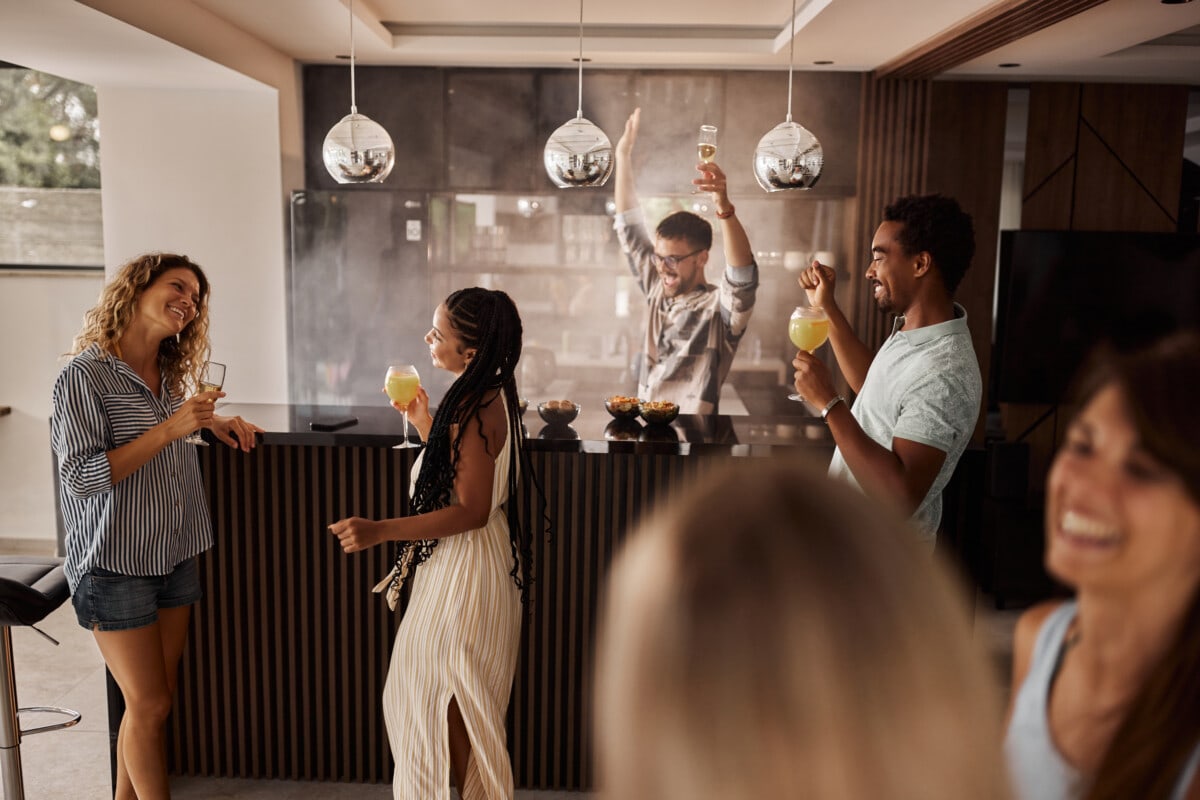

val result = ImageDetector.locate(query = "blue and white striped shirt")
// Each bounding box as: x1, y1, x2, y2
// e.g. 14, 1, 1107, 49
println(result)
51, 344, 212, 593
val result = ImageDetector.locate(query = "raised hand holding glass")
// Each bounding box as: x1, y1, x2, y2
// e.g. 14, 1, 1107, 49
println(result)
692, 124, 718, 194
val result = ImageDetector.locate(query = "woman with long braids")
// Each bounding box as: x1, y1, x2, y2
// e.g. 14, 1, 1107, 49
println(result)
329, 287, 539, 800
1005, 331, 1200, 800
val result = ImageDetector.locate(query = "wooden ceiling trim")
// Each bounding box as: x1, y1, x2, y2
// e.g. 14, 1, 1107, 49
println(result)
875, 0, 1111, 80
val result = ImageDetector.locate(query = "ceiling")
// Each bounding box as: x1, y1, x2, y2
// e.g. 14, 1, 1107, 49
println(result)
182, 0, 1200, 82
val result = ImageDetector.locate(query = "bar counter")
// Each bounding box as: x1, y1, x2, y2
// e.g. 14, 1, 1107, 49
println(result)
151, 403, 834, 790
210, 401, 838, 453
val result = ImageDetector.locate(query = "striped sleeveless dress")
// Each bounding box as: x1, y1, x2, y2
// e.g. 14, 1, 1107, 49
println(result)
379, 417, 520, 799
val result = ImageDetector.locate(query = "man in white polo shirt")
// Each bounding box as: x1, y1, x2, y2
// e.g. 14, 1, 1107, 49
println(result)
791, 194, 982, 544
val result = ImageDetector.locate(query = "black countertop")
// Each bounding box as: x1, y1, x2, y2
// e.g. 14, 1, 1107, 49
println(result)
216, 402, 836, 456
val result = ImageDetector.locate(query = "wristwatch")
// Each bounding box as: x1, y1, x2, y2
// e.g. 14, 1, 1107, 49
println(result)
820, 395, 846, 421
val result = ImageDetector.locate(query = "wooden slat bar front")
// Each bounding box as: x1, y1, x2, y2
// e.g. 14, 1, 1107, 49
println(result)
117, 404, 834, 790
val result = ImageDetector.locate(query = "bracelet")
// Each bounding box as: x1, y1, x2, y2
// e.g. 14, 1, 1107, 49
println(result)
716, 205, 735, 219
820, 395, 845, 421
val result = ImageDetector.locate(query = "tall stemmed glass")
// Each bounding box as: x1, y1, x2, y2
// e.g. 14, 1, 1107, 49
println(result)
185, 361, 225, 445
385, 364, 421, 449
692, 124, 718, 194
787, 307, 829, 402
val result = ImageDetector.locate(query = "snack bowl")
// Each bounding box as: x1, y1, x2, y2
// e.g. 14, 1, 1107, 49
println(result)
537, 400, 580, 426
638, 400, 679, 426
604, 394, 641, 420
518, 398, 529, 417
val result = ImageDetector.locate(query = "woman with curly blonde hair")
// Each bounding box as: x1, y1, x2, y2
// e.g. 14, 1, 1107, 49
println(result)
51, 252, 261, 799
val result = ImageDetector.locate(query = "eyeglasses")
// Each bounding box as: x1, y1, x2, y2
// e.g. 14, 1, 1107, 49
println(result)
650, 248, 705, 270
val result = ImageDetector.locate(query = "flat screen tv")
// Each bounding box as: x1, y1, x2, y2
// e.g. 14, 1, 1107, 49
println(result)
993, 230, 1200, 404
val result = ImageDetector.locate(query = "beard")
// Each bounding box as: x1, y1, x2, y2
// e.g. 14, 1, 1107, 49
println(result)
871, 281, 895, 313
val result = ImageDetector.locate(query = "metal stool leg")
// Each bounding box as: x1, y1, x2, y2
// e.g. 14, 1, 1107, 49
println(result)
0, 626, 81, 800
0, 627, 26, 800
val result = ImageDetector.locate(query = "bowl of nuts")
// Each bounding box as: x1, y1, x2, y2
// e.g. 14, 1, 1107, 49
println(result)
537, 399, 580, 426
604, 394, 641, 420
639, 399, 680, 426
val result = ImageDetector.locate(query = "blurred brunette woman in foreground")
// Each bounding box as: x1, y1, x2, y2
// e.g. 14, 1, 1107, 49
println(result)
595, 457, 1010, 800
1006, 331, 1200, 800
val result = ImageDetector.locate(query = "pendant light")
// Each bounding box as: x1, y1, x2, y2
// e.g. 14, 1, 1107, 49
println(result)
752, 0, 823, 192
322, 0, 395, 184
543, 0, 614, 189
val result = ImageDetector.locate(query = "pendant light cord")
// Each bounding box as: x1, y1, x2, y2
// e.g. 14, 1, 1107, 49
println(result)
576, 0, 585, 119
349, 0, 358, 114
786, 0, 796, 123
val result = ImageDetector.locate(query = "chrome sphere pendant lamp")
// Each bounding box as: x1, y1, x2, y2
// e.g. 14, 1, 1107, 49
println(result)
543, 0, 614, 188
752, 0, 823, 191
323, 0, 395, 184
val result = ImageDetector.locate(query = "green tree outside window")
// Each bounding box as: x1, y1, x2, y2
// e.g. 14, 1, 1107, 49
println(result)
0, 64, 100, 189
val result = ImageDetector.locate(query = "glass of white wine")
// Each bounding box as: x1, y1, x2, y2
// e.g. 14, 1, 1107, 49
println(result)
692, 124, 718, 194
385, 364, 421, 449
185, 360, 225, 445
787, 307, 829, 402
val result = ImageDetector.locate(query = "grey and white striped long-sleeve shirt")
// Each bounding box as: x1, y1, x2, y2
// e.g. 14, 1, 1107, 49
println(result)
51, 344, 212, 593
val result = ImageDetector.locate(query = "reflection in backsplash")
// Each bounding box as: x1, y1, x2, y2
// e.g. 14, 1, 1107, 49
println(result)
289, 189, 853, 412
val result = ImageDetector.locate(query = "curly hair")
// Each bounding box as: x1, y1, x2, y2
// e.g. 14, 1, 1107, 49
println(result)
387, 287, 547, 603
656, 211, 712, 251
883, 194, 975, 294
71, 253, 211, 397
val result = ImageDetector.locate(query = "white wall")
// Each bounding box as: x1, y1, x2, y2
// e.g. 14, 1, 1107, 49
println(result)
0, 272, 105, 546
97, 86, 288, 403
0, 1, 291, 546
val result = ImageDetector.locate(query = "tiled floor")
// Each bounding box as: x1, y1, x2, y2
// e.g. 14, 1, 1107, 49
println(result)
5, 599, 591, 799
4, 588, 1018, 799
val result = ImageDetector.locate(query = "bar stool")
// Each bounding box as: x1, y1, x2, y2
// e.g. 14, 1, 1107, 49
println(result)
0, 556, 82, 800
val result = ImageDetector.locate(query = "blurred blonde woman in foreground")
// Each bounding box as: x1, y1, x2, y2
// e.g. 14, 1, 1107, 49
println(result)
595, 457, 1010, 800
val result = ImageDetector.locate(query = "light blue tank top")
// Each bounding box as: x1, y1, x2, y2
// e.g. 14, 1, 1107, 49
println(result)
1005, 601, 1200, 800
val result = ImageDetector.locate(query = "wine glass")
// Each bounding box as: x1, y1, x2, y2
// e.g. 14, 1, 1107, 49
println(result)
691, 124, 718, 194
185, 361, 225, 445
787, 307, 829, 402
385, 364, 421, 449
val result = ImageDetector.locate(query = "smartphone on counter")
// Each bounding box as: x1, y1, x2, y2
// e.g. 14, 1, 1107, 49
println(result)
309, 415, 358, 432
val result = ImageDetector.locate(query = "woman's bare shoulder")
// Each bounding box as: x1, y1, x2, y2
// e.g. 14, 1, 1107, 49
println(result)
455, 390, 508, 457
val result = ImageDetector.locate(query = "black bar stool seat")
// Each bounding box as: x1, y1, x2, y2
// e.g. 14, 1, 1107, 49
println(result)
0, 556, 82, 800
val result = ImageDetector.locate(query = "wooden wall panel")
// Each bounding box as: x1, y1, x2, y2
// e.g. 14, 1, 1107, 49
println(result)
1022, 82, 1186, 232
1022, 83, 1080, 230
1073, 125, 1179, 231
851, 77, 931, 351
1021, 163, 1075, 231
1080, 83, 1188, 221
926, 81, 1009, 444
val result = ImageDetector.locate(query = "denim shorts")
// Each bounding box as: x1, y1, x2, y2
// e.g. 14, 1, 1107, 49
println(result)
71, 558, 202, 632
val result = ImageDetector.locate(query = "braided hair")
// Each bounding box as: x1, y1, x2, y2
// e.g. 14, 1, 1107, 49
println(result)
388, 287, 544, 602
